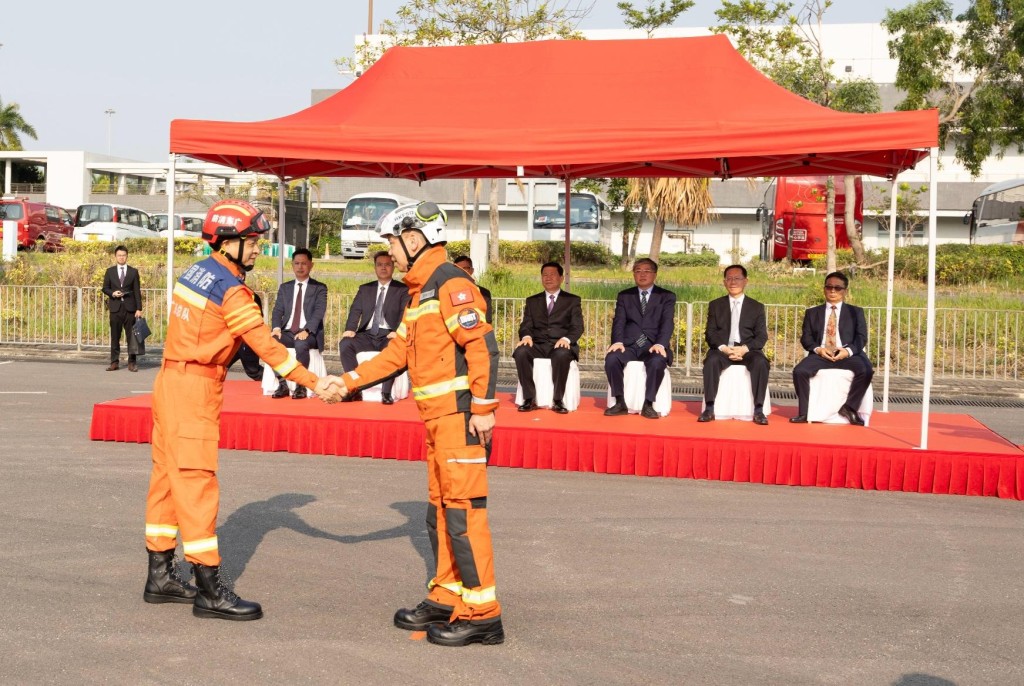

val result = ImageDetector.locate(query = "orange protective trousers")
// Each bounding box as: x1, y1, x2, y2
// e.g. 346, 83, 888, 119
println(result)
424, 412, 500, 621
144, 364, 224, 567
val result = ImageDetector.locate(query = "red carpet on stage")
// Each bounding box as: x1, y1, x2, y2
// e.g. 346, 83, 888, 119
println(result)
90, 381, 1024, 500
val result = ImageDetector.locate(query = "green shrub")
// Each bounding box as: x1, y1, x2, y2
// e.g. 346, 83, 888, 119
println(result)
657, 250, 720, 268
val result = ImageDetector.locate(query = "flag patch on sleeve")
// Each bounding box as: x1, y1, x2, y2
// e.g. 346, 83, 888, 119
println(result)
449, 289, 475, 306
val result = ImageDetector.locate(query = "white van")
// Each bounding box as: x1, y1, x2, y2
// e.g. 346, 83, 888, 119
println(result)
342, 192, 418, 258
153, 212, 205, 238
72, 203, 157, 242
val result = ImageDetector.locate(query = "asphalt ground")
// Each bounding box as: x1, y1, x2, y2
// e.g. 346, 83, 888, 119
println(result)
2, 357, 1023, 685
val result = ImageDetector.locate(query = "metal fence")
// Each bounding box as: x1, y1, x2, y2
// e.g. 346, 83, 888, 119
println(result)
1, 284, 1022, 380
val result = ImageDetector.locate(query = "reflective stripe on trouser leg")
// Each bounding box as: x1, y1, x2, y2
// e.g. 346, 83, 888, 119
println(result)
423, 413, 500, 620
145, 369, 223, 567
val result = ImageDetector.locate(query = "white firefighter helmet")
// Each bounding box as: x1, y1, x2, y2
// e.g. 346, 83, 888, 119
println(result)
377, 201, 448, 245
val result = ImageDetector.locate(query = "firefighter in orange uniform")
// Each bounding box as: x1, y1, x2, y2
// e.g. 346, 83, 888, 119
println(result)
143, 199, 342, 621
340, 201, 503, 646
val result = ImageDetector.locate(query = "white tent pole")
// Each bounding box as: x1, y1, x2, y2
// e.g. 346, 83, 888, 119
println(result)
563, 176, 572, 287
919, 148, 939, 450
881, 177, 898, 413
165, 153, 176, 313
277, 177, 286, 286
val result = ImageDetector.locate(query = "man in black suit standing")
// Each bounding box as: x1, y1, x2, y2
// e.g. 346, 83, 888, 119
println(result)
102, 244, 142, 372
340, 251, 410, 404
604, 258, 676, 419
453, 255, 492, 324
514, 261, 584, 414
270, 248, 328, 399
699, 264, 770, 425
791, 271, 873, 426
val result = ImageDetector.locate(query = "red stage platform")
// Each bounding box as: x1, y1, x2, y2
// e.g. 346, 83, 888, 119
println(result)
90, 381, 1024, 500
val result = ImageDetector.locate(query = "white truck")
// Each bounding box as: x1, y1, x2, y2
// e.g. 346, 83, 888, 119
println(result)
341, 192, 418, 258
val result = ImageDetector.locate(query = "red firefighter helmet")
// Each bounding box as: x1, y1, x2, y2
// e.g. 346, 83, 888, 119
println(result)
201, 199, 271, 244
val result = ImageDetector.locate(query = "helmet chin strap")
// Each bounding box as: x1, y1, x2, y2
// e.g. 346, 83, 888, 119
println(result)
219, 239, 254, 272
399, 233, 428, 268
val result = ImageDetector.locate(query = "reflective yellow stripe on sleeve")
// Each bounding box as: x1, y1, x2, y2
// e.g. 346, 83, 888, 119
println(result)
145, 523, 179, 539
273, 356, 300, 377
182, 536, 218, 555
224, 302, 263, 334
412, 376, 470, 401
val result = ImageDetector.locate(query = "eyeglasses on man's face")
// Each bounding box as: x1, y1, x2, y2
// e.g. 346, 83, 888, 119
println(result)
824, 284, 846, 291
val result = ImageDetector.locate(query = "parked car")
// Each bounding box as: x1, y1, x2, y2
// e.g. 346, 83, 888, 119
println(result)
0, 197, 74, 251
71, 203, 157, 242
152, 212, 205, 238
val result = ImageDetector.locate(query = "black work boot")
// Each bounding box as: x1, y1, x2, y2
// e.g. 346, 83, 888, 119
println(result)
427, 616, 505, 646
143, 549, 198, 604
192, 564, 263, 621
393, 600, 454, 631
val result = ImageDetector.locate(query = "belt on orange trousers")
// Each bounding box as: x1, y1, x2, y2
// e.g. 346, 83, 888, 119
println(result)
162, 359, 228, 381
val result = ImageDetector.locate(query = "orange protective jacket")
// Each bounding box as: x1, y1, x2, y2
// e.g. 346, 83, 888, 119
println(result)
165, 252, 318, 389
343, 247, 499, 419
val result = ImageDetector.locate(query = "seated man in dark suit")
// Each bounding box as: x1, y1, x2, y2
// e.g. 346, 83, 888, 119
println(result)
270, 248, 328, 398
453, 255, 492, 324
513, 261, 584, 414
699, 264, 770, 425
604, 258, 676, 419
339, 251, 411, 404
791, 271, 873, 426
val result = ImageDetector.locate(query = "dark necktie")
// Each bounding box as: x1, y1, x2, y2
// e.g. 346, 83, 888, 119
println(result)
119, 267, 125, 288
371, 285, 386, 336
547, 293, 555, 315
635, 290, 649, 349
289, 283, 303, 333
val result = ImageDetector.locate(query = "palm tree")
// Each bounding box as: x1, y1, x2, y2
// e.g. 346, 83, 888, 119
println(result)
0, 98, 38, 150
625, 178, 716, 263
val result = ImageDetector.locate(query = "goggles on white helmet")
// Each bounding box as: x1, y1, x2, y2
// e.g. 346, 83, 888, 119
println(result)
377, 201, 448, 245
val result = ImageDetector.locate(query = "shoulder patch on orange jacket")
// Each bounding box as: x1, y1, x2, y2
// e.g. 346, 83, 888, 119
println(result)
449, 288, 475, 306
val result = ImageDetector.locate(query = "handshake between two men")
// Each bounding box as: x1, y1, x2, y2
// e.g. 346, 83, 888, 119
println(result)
312, 376, 350, 404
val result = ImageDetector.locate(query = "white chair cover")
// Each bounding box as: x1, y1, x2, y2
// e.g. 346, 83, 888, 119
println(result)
807, 369, 873, 425
514, 358, 581, 411
700, 364, 772, 421
355, 350, 410, 402
606, 360, 672, 417
261, 348, 327, 398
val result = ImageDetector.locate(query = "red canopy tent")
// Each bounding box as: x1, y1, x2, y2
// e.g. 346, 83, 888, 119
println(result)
168, 35, 944, 448
170, 35, 936, 181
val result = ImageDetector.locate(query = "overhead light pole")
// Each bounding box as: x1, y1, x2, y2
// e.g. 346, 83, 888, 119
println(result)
104, 109, 116, 155
368, 0, 373, 33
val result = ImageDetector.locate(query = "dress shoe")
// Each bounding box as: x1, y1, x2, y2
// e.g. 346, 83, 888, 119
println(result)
604, 401, 629, 416
291, 385, 308, 400
789, 414, 808, 424
518, 399, 538, 412
697, 408, 715, 422
271, 381, 290, 399
128, 362, 138, 372
640, 402, 660, 419
342, 390, 363, 402
753, 410, 769, 425
381, 392, 394, 405
837, 405, 865, 426
393, 600, 454, 631
427, 616, 505, 647
106, 362, 119, 371
551, 400, 569, 414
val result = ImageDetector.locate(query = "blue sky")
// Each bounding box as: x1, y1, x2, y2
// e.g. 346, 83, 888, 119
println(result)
1, 0, 968, 161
